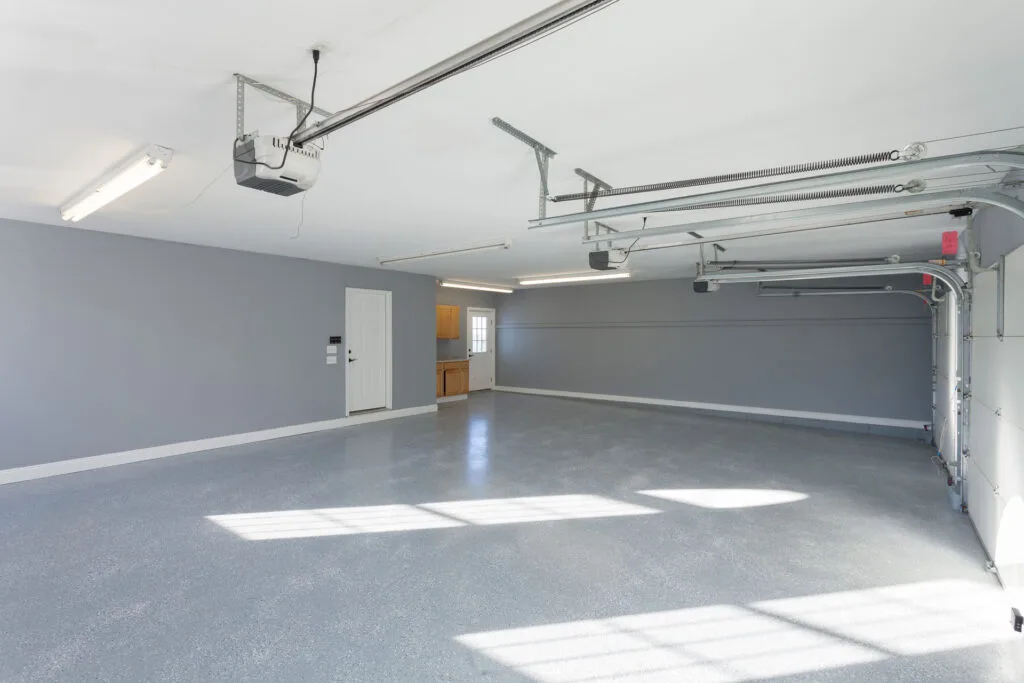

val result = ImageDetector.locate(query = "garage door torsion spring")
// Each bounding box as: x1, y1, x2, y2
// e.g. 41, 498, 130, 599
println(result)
549, 150, 902, 203
661, 183, 905, 213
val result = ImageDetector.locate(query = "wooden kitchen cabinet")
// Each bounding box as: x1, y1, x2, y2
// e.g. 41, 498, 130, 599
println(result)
435, 305, 460, 339
439, 360, 469, 397
436, 365, 444, 398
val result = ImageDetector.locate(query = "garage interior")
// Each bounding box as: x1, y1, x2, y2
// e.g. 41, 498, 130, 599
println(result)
1, 1, 1023, 681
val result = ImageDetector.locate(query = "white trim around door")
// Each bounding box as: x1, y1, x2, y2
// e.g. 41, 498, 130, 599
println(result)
345, 288, 393, 416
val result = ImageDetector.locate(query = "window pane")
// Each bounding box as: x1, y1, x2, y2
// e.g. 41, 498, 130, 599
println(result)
471, 316, 488, 353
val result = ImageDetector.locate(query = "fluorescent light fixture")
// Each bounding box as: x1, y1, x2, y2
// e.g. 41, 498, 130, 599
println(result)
378, 239, 510, 266
60, 145, 173, 222
518, 272, 631, 286
441, 281, 514, 294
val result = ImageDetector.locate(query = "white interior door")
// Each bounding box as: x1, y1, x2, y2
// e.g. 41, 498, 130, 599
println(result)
346, 288, 390, 413
468, 308, 495, 391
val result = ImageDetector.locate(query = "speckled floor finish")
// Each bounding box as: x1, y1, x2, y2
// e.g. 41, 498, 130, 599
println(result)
1, 392, 1021, 681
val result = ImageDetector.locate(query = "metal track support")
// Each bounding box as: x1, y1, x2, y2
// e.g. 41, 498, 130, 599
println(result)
236, 77, 245, 140
997, 254, 1007, 341
233, 73, 335, 140
575, 168, 612, 245
532, 151, 1024, 229
492, 117, 557, 219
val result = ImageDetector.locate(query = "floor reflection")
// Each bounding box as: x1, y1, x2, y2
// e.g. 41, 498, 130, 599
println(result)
466, 416, 490, 487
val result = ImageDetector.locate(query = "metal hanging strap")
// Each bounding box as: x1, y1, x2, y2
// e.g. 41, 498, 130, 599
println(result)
492, 117, 557, 219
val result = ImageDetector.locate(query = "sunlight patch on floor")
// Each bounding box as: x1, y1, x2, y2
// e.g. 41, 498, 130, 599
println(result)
207, 504, 463, 540
420, 495, 660, 526
637, 488, 808, 509
456, 579, 1014, 682
208, 495, 660, 540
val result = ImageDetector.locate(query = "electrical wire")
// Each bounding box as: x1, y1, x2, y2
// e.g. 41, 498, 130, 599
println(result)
608, 216, 645, 262
291, 192, 307, 240
125, 163, 232, 216
235, 50, 321, 170
293, 1, 620, 142
921, 124, 1024, 144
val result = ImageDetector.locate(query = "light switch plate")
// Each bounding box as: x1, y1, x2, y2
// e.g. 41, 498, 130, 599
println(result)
327, 345, 338, 354
326, 356, 338, 365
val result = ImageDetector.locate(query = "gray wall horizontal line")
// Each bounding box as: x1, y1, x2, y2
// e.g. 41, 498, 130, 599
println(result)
499, 318, 928, 330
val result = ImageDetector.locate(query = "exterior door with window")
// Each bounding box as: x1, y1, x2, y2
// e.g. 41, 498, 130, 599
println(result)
467, 308, 495, 391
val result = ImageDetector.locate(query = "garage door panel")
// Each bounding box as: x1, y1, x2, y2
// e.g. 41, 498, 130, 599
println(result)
972, 270, 997, 338
972, 337, 1024, 430
1005, 244, 1024, 337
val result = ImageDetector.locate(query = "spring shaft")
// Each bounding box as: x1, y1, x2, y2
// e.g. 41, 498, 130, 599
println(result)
550, 150, 901, 203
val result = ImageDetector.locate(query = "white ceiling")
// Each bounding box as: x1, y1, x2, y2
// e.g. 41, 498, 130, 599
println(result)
2, 0, 1023, 284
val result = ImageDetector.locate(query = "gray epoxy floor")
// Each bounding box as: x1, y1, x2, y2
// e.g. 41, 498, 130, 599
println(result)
1, 392, 1021, 682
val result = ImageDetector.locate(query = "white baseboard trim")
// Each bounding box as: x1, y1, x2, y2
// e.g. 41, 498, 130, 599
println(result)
0, 404, 438, 487
437, 394, 469, 404
494, 386, 927, 430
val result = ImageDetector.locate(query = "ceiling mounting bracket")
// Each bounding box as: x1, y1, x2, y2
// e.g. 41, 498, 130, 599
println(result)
575, 168, 614, 249
492, 117, 557, 219
233, 73, 335, 141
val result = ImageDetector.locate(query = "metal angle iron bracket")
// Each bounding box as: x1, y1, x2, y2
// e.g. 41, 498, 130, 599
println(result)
997, 254, 1006, 341
234, 73, 336, 141
492, 117, 557, 219
575, 167, 613, 247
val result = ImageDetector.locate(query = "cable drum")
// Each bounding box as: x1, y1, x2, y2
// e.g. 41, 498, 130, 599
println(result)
549, 150, 902, 203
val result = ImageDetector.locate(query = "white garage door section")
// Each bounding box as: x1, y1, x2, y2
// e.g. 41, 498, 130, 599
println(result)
346, 288, 391, 414
468, 307, 495, 391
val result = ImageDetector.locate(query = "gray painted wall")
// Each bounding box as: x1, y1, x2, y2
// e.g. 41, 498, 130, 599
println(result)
0, 218, 435, 468
497, 276, 932, 421
435, 286, 501, 360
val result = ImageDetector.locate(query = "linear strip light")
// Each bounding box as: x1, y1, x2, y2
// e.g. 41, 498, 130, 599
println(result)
60, 145, 173, 222
441, 281, 514, 294
519, 272, 631, 286
378, 240, 510, 266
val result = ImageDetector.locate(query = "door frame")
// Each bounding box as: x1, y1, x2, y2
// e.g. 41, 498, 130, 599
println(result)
344, 287, 393, 416
466, 306, 496, 391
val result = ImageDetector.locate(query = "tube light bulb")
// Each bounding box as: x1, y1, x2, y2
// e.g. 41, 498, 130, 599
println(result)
441, 282, 514, 294
60, 146, 173, 222
518, 272, 631, 286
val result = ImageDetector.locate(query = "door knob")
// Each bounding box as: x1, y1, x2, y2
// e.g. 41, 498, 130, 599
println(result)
348, 357, 357, 363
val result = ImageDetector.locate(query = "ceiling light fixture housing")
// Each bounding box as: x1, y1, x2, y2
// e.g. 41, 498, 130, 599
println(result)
441, 281, 514, 294
60, 145, 173, 222
519, 272, 631, 286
